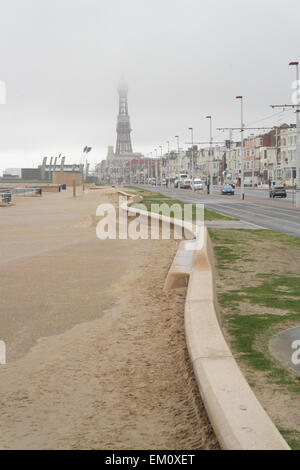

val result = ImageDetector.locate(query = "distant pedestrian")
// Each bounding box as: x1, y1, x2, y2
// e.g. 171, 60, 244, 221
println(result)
207, 182, 210, 195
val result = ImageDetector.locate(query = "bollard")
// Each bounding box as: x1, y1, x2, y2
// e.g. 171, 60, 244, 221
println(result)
73, 180, 76, 198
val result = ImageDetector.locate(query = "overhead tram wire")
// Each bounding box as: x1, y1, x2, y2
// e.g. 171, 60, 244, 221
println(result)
246, 109, 292, 127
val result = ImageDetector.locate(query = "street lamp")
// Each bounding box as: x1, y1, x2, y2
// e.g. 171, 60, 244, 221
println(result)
166, 141, 170, 186
206, 116, 213, 190
236, 96, 245, 200
289, 61, 300, 208
149, 152, 153, 180
159, 145, 163, 186
175, 135, 180, 173
154, 148, 158, 186
188, 128, 194, 190
147, 153, 151, 183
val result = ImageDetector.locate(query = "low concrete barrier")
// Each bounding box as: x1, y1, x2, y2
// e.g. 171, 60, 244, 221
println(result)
164, 240, 196, 290
118, 190, 197, 239
185, 229, 290, 450
118, 188, 290, 450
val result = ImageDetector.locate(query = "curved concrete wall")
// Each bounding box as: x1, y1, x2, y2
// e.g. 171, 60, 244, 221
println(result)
185, 229, 290, 450
118, 188, 290, 450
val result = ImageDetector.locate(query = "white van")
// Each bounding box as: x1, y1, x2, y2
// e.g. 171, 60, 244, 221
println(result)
174, 173, 189, 188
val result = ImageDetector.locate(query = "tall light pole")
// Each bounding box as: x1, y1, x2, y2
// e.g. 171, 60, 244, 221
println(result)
274, 126, 279, 183
188, 128, 194, 190
166, 140, 170, 185
154, 148, 158, 185
289, 61, 300, 208
142, 155, 146, 184
146, 153, 149, 182
149, 152, 153, 180
206, 116, 213, 190
236, 96, 245, 200
159, 145, 163, 185
175, 135, 180, 174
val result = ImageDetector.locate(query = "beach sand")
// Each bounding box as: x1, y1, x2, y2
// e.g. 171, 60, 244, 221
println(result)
0, 187, 218, 449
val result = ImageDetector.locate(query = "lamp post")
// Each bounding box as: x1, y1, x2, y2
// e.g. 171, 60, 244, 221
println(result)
249, 133, 255, 187
274, 126, 279, 184
166, 140, 170, 186
146, 153, 149, 183
142, 156, 145, 184
188, 128, 194, 191
206, 116, 213, 191
154, 148, 158, 185
175, 135, 180, 174
149, 152, 153, 180
289, 61, 300, 208
159, 145, 163, 186
236, 96, 245, 200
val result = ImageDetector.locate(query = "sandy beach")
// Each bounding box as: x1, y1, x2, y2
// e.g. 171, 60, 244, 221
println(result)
0, 187, 218, 449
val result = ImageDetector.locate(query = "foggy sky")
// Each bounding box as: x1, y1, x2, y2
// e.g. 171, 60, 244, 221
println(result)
0, 0, 299, 172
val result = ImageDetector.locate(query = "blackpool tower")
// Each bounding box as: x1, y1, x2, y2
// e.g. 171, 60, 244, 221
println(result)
115, 80, 133, 155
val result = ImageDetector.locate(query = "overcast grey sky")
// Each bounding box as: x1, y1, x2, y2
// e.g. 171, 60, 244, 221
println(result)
0, 0, 299, 172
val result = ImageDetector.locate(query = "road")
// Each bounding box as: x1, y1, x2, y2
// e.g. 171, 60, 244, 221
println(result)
218, 186, 296, 205
136, 185, 300, 238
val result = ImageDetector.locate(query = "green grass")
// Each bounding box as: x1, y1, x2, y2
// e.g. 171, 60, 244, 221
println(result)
226, 313, 300, 384
219, 274, 300, 313
209, 227, 300, 249
211, 228, 300, 388
131, 196, 238, 222
279, 429, 300, 450
123, 186, 148, 192
122, 186, 239, 221
211, 227, 300, 448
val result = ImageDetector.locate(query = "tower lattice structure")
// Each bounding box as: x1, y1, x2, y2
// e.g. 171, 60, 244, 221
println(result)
115, 81, 133, 155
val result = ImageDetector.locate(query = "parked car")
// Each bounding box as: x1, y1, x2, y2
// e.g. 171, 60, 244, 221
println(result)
221, 185, 235, 195
175, 173, 189, 188
193, 179, 203, 190
183, 179, 192, 189
269, 186, 287, 198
